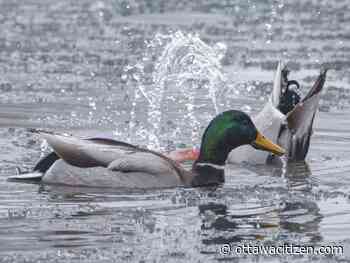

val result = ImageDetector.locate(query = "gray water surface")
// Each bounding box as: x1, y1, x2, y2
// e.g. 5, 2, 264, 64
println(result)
0, 0, 350, 262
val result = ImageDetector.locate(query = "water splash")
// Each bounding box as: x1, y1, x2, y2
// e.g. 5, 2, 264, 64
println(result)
153, 31, 225, 114
127, 31, 226, 149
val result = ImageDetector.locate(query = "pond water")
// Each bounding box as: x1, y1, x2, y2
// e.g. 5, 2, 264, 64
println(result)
0, 0, 350, 262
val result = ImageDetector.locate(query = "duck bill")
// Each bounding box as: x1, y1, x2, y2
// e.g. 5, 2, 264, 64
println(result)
251, 132, 285, 156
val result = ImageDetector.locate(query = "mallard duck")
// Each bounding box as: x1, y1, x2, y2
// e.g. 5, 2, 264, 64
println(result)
8, 110, 284, 188
228, 62, 327, 164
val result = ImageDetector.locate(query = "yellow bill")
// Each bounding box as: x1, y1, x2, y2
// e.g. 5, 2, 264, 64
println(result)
251, 132, 285, 156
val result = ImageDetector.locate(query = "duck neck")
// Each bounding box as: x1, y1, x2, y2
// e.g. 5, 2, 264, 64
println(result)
195, 140, 232, 166
191, 163, 225, 187
190, 142, 231, 187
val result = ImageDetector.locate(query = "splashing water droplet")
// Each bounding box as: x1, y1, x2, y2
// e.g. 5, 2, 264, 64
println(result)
89, 101, 96, 110
40, 139, 49, 158
124, 31, 226, 149
242, 105, 252, 113
265, 23, 272, 30
121, 74, 128, 81
151, 32, 225, 145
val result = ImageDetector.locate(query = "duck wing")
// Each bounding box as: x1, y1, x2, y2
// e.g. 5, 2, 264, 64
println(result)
227, 61, 285, 164
28, 130, 189, 182
280, 69, 328, 160
228, 64, 327, 164
34, 130, 133, 168
271, 60, 284, 107
31, 135, 134, 173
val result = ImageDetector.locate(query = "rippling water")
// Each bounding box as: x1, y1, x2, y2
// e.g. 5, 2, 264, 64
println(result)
0, 0, 350, 262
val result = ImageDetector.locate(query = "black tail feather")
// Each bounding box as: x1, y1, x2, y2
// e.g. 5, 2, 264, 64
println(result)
33, 152, 60, 173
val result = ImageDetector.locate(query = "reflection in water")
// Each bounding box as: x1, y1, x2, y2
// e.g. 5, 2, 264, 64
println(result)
0, 159, 347, 261
198, 161, 323, 254
283, 161, 314, 192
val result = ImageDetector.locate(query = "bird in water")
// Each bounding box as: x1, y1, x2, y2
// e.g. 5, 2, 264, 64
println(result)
8, 111, 284, 188
228, 61, 328, 164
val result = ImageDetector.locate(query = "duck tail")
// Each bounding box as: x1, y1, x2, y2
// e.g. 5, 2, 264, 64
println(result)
282, 68, 328, 160
7, 152, 60, 182
7, 130, 62, 182
33, 151, 60, 173
7, 171, 43, 182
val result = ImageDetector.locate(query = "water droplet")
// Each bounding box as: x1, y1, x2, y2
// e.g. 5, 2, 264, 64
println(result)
89, 101, 96, 110
132, 74, 140, 81
121, 74, 128, 81
265, 23, 272, 30
242, 105, 252, 113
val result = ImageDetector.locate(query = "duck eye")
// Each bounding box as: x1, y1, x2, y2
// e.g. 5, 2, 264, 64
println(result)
242, 119, 250, 126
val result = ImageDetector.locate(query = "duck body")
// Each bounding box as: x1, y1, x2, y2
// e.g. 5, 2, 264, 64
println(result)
32, 132, 191, 188
43, 159, 181, 189
9, 111, 285, 188
228, 61, 327, 164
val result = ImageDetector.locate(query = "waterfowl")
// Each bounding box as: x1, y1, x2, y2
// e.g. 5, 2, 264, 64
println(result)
9, 111, 284, 188
228, 62, 327, 164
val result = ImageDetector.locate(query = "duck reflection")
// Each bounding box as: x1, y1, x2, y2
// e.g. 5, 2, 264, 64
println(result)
198, 161, 322, 247
244, 160, 314, 191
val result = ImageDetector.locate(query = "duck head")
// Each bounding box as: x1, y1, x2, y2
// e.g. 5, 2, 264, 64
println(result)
191, 110, 285, 186
195, 110, 285, 166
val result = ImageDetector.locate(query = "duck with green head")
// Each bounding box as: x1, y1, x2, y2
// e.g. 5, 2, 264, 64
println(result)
191, 110, 285, 186
9, 110, 285, 188
177, 62, 328, 165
